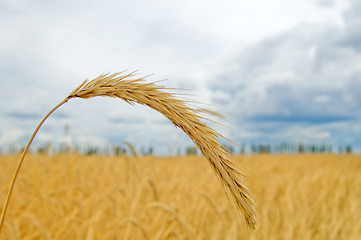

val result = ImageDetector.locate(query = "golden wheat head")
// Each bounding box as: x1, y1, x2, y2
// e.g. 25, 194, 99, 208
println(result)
0, 71, 256, 233
66, 72, 257, 228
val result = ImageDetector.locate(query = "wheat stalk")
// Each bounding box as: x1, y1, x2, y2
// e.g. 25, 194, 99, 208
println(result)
0, 71, 256, 234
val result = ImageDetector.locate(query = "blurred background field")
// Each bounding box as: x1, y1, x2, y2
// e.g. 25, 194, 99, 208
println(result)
0, 153, 360, 240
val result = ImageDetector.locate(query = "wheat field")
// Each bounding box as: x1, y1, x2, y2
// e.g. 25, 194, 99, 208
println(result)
0, 153, 360, 239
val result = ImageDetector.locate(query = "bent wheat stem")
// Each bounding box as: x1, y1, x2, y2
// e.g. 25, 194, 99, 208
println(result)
0, 98, 68, 233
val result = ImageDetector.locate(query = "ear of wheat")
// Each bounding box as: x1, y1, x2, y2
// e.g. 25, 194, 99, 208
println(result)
0, 72, 256, 234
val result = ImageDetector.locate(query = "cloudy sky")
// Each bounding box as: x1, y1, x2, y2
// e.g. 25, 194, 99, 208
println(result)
0, 0, 360, 154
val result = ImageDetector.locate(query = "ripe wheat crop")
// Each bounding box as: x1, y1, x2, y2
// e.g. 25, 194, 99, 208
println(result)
0, 154, 360, 239
0, 71, 256, 235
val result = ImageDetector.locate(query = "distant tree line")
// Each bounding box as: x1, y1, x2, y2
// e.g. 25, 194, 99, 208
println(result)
242, 143, 353, 154
185, 143, 355, 155
0, 143, 356, 155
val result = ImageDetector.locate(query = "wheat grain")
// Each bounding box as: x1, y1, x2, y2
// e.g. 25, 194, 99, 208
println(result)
67, 72, 256, 228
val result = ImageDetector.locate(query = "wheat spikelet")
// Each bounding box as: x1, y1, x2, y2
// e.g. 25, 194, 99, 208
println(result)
66, 72, 256, 228
0, 71, 256, 233
123, 141, 138, 157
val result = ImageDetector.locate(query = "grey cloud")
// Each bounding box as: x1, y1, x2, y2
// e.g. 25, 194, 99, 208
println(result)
337, 1, 361, 51
153, 118, 171, 125
207, 1, 361, 147
315, 0, 335, 7
5, 107, 70, 121
342, 0, 361, 24
209, 25, 360, 118
108, 116, 144, 124
345, 73, 361, 108
338, 28, 361, 52
7, 111, 42, 120
262, 84, 354, 118
49, 111, 71, 119
250, 114, 352, 124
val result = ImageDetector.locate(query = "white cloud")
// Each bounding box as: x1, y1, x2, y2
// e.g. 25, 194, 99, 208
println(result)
76, 135, 109, 146
0, 128, 24, 145
37, 132, 53, 143
279, 125, 332, 140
